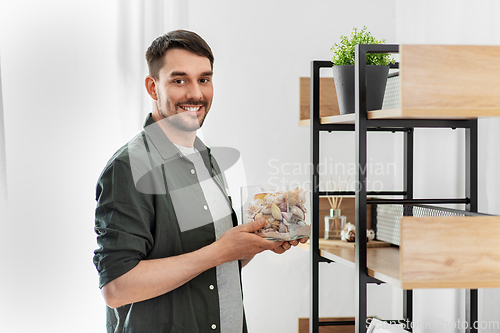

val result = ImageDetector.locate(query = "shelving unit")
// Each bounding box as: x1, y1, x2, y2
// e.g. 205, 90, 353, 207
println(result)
306, 44, 500, 333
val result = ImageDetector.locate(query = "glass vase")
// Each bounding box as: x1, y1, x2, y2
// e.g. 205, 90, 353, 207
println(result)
324, 209, 346, 240
241, 185, 310, 241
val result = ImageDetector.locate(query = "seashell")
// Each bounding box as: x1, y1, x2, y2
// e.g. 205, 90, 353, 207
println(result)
281, 213, 290, 226
262, 214, 273, 220
271, 204, 282, 220
287, 187, 300, 207
290, 206, 304, 220
254, 212, 263, 221
279, 222, 288, 233
246, 202, 262, 215
281, 212, 291, 222
254, 199, 264, 206
261, 207, 272, 215
296, 202, 307, 214
264, 193, 278, 205
254, 193, 268, 200
266, 192, 286, 206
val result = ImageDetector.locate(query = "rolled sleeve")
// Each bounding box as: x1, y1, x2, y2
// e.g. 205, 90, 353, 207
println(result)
93, 158, 155, 288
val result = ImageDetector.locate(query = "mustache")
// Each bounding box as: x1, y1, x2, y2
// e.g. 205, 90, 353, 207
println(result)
175, 99, 208, 108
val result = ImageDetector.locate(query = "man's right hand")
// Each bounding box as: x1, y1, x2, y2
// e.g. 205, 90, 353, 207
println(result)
213, 218, 284, 265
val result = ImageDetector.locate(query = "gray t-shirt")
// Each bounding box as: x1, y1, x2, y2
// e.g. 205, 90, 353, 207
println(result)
175, 144, 243, 333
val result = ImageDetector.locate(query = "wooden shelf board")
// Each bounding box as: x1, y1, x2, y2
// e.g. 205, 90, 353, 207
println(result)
299, 119, 310, 127
400, 216, 500, 290
298, 317, 354, 333
321, 113, 355, 124
302, 216, 500, 290
300, 240, 401, 288
367, 108, 500, 119
311, 108, 495, 126
319, 239, 391, 249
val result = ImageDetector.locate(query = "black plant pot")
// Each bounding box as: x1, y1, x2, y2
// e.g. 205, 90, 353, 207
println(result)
332, 65, 390, 115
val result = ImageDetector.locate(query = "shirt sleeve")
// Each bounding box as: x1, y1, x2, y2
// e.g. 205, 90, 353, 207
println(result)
93, 158, 155, 288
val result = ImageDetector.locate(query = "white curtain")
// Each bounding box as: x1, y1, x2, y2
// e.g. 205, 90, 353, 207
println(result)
0, 54, 7, 209
116, 0, 189, 137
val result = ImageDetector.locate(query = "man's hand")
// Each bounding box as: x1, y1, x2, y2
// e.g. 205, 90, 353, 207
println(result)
271, 236, 309, 254
213, 219, 284, 265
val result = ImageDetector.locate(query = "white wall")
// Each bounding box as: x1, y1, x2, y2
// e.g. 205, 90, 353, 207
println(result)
1, 1, 498, 333
0, 1, 119, 332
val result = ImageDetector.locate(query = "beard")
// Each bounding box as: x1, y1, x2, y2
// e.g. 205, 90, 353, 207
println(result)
159, 99, 210, 132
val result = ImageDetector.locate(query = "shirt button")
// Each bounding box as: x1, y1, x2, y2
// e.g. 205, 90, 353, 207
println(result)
204, 205, 208, 210
211, 324, 217, 330
191, 169, 195, 174
209, 284, 214, 290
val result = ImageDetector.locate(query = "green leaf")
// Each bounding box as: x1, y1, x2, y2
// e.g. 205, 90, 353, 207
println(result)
330, 26, 395, 66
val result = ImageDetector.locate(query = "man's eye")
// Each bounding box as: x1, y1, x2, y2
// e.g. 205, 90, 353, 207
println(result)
200, 78, 210, 83
174, 79, 185, 84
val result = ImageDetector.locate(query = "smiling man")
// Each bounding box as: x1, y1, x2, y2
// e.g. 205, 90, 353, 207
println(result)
93, 30, 306, 333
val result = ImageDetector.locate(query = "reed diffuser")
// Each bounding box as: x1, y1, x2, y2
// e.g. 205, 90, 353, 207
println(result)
321, 175, 348, 239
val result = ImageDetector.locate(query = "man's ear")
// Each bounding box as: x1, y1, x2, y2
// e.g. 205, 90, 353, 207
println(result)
145, 75, 158, 101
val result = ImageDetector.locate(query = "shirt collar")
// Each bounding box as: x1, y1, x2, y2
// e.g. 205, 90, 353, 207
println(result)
142, 113, 211, 161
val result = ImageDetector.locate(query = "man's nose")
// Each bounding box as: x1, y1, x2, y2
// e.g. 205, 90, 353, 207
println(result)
186, 82, 203, 101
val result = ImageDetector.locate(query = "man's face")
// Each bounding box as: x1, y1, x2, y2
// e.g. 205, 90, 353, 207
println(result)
155, 48, 213, 132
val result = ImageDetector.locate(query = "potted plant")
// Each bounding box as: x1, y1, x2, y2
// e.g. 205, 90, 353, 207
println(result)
330, 26, 395, 114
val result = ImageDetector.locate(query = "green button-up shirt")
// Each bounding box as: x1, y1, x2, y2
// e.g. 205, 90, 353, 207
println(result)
93, 114, 247, 333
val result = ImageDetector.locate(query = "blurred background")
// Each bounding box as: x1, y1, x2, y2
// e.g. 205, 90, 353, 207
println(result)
0, 1, 499, 332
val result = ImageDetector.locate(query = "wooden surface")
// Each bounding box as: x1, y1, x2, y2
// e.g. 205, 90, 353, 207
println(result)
299, 77, 339, 126
319, 239, 391, 249
299, 241, 401, 287
320, 113, 355, 124
398, 44, 500, 118
298, 317, 354, 333
400, 216, 500, 289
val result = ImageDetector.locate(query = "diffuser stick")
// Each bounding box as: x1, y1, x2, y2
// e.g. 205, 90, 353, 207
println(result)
319, 176, 334, 208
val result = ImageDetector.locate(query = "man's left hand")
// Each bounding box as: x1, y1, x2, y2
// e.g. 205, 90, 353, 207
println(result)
271, 237, 309, 255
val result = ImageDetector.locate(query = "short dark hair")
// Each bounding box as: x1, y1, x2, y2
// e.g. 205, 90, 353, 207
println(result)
145, 30, 214, 79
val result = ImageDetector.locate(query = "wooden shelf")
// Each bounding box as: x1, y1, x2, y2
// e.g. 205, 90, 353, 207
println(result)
298, 317, 354, 333
300, 240, 401, 288
299, 45, 500, 126
302, 216, 500, 290
299, 77, 339, 126
301, 109, 477, 126
400, 216, 500, 289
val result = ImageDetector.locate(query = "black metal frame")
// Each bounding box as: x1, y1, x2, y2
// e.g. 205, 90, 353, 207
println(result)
309, 44, 479, 333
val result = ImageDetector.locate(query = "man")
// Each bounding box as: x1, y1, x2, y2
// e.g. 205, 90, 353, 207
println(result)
93, 30, 306, 333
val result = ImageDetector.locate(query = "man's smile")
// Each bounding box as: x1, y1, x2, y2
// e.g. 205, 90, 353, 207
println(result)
177, 101, 208, 116
180, 105, 202, 114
